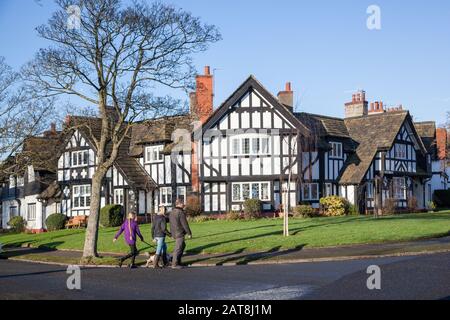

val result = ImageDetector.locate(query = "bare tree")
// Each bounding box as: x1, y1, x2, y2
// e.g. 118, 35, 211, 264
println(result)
0, 56, 56, 175
23, 0, 221, 259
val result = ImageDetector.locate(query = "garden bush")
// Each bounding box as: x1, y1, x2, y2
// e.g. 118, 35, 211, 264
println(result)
7, 216, 26, 233
383, 198, 397, 215
188, 215, 213, 223
348, 204, 359, 216
45, 213, 68, 231
243, 199, 262, 220
225, 211, 242, 221
185, 195, 202, 217
320, 196, 350, 216
407, 196, 418, 212
100, 204, 123, 228
293, 205, 315, 218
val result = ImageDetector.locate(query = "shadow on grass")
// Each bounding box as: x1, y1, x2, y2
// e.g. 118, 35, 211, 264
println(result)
0, 243, 61, 259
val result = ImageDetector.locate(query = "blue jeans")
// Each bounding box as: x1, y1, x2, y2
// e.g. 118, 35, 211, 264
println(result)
155, 237, 167, 256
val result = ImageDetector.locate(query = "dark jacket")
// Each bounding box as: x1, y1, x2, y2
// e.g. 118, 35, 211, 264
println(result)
169, 207, 192, 239
152, 214, 170, 238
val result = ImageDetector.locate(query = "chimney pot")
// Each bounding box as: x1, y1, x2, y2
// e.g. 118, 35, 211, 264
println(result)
285, 82, 292, 92
380, 101, 384, 110
370, 102, 374, 111
204, 66, 211, 76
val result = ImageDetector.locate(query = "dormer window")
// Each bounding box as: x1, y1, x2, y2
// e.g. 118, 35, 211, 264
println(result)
330, 142, 343, 158
72, 150, 89, 167
145, 145, 164, 163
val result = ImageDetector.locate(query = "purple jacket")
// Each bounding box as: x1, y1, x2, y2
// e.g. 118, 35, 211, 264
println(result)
114, 219, 144, 245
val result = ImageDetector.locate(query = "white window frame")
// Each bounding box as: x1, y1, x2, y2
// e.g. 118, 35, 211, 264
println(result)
9, 206, 18, 218
394, 144, 407, 160
27, 203, 36, 221
9, 176, 16, 188
231, 182, 270, 202
160, 187, 172, 206
393, 177, 406, 200
176, 186, 186, 204
72, 185, 91, 209
71, 150, 89, 167
114, 189, 124, 205
17, 176, 24, 187
145, 145, 164, 163
231, 135, 271, 156
330, 142, 343, 159
302, 183, 319, 201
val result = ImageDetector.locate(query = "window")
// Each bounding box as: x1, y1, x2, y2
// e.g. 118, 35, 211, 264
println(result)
160, 187, 172, 206
55, 202, 61, 214
27, 203, 36, 221
114, 189, 124, 205
17, 176, 24, 187
330, 142, 343, 158
395, 144, 407, 159
231, 136, 271, 156
176, 187, 186, 204
393, 177, 406, 200
9, 206, 18, 218
367, 182, 374, 198
231, 182, 270, 202
302, 183, 319, 201
72, 185, 91, 208
72, 150, 89, 167
9, 176, 16, 188
324, 183, 333, 197
145, 146, 164, 163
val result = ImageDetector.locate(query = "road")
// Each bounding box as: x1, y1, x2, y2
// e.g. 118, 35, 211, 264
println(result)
0, 252, 449, 300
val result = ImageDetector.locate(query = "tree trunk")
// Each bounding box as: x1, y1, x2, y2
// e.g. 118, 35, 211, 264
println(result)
82, 170, 104, 258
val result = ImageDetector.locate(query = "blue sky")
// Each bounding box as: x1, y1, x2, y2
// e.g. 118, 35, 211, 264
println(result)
1, 0, 449, 125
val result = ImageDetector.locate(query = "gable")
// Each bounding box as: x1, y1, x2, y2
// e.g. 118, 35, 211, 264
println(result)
203, 76, 310, 135
65, 129, 91, 150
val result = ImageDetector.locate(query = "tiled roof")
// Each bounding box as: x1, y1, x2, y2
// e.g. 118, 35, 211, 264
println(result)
414, 121, 437, 158
339, 111, 410, 184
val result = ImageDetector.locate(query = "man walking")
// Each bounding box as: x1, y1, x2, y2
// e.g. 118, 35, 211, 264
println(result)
169, 199, 192, 269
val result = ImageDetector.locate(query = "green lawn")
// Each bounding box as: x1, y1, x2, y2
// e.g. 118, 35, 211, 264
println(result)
1, 212, 450, 255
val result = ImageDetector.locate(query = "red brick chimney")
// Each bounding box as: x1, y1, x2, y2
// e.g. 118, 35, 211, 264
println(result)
436, 128, 448, 160
277, 82, 294, 110
44, 122, 58, 137
191, 66, 214, 124
369, 101, 385, 115
190, 66, 214, 194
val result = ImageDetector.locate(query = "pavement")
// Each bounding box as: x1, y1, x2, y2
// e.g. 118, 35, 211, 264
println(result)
0, 252, 449, 300
2, 235, 450, 267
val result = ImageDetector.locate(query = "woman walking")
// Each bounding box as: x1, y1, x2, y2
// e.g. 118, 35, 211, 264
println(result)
113, 212, 144, 269
151, 206, 171, 268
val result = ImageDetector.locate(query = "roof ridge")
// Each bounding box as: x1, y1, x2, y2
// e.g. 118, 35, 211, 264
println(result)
295, 112, 344, 121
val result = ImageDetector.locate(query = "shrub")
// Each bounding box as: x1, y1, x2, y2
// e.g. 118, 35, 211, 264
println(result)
383, 198, 397, 215
185, 195, 202, 217
293, 205, 315, 218
320, 196, 350, 216
100, 204, 123, 228
225, 211, 242, 221
407, 196, 418, 212
348, 204, 359, 216
7, 216, 26, 233
45, 213, 68, 231
188, 215, 213, 223
243, 199, 262, 220
433, 190, 450, 208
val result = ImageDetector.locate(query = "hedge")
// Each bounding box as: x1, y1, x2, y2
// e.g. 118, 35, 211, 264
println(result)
100, 204, 124, 227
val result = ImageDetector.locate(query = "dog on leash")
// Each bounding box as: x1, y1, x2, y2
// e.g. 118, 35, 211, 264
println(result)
144, 252, 172, 268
